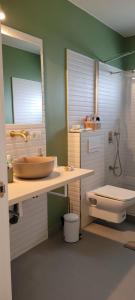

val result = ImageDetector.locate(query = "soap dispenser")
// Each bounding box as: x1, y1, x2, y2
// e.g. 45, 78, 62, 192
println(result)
7, 155, 13, 183
38, 147, 43, 157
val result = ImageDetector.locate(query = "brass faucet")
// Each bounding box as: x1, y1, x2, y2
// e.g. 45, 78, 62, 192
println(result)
9, 130, 30, 142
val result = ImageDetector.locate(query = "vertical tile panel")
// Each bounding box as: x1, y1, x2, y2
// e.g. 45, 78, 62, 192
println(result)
67, 50, 94, 129
67, 51, 125, 225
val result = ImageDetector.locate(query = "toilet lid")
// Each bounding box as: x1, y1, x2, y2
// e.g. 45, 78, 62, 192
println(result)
93, 185, 135, 202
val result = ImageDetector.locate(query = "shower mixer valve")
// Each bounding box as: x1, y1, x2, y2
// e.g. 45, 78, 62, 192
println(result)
114, 131, 120, 136
109, 165, 119, 171
108, 130, 122, 177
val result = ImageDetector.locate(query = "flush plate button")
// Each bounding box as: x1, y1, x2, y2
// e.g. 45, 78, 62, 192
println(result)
0, 182, 5, 198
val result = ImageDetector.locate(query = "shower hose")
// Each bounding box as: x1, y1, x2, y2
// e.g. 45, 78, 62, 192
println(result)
113, 132, 122, 177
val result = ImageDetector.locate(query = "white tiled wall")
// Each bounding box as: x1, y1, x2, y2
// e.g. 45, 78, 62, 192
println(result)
67, 50, 125, 226
67, 49, 94, 129
6, 120, 47, 259
98, 64, 125, 188
6, 123, 46, 158
81, 131, 105, 227
10, 194, 48, 260
68, 133, 80, 215
68, 131, 105, 227
123, 78, 135, 215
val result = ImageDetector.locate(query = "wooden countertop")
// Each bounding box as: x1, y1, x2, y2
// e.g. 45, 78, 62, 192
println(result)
8, 167, 94, 205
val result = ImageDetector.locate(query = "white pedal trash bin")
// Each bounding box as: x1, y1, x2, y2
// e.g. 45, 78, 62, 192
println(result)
64, 213, 80, 243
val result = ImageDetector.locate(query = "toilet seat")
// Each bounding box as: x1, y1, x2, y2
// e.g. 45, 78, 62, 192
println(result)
93, 185, 135, 202
86, 185, 135, 223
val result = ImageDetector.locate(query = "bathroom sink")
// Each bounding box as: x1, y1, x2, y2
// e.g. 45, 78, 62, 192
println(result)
13, 156, 55, 179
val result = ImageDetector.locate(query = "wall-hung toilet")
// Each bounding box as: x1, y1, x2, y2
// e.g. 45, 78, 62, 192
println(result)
86, 185, 135, 223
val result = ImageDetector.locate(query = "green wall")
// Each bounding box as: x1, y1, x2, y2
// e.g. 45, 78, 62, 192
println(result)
2, 45, 41, 123
1, 0, 125, 234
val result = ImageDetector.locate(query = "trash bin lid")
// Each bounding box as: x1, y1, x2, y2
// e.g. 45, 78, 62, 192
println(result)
64, 213, 79, 222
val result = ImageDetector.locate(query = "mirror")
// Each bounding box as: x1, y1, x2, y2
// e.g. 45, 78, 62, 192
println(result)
1, 25, 44, 126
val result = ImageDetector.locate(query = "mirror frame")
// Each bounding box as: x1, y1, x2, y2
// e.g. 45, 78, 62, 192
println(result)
1, 25, 45, 128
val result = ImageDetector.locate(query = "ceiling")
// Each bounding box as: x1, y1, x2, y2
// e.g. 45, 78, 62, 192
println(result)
68, 0, 135, 37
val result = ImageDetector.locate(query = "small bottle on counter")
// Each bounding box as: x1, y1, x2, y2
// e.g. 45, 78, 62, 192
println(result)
38, 147, 43, 156
7, 155, 13, 183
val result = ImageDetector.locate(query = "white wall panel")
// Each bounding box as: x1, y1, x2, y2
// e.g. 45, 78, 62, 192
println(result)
6, 95, 47, 259
68, 133, 80, 215
123, 78, 135, 215
67, 50, 94, 129
80, 131, 105, 227
67, 50, 125, 225
10, 194, 48, 260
